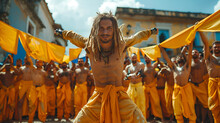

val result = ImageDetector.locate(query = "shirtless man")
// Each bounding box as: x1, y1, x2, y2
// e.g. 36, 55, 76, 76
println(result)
125, 53, 145, 117
142, 55, 162, 121
28, 60, 47, 123
45, 61, 58, 121
190, 49, 210, 122
199, 32, 220, 123
18, 55, 34, 122
159, 43, 196, 123
0, 56, 18, 122
56, 62, 72, 121
122, 56, 131, 91
156, 61, 170, 121
55, 12, 158, 122
74, 58, 91, 117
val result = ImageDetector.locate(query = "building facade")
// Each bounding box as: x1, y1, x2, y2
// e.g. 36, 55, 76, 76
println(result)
115, 7, 218, 61
0, 0, 67, 64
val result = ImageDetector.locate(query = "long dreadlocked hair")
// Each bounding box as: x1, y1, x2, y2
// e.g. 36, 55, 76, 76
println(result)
85, 12, 124, 62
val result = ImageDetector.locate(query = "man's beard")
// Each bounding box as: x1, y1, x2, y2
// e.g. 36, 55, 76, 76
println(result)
145, 60, 150, 64
177, 59, 184, 64
192, 55, 198, 59
79, 63, 83, 67
62, 66, 67, 69
17, 64, 21, 67
132, 61, 137, 64
100, 35, 112, 44
214, 50, 220, 54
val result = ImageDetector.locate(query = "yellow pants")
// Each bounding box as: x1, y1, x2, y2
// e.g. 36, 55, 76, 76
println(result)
157, 88, 170, 118
19, 80, 33, 116
144, 80, 162, 119
165, 83, 174, 115
208, 77, 220, 123
0, 85, 15, 121
173, 83, 196, 123
74, 85, 147, 123
127, 82, 146, 118
14, 81, 20, 120
57, 82, 72, 120
28, 85, 47, 123
190, 80, 208, 108
46, 85, 56, 116
74, 82, 88, 117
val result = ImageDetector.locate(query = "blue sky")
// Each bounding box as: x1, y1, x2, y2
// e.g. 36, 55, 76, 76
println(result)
45, 0, 220, 57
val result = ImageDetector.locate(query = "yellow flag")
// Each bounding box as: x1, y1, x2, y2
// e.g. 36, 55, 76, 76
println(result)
47, 42, 65, 63
140, 45, 161, 61
69, 48, 82, 61
0, 21, 19, 54
127, 46, 140, 62
62, 55, 70, 63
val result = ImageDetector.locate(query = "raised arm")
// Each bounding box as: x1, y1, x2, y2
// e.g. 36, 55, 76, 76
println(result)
199, 32, 210, 59
187, 42, 193, 68
125, 28, 158, 47
159, 46, 174, 69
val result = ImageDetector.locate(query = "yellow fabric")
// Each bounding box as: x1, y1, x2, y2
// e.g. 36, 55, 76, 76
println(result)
172, 83, 196, 122
28, 85, 47, 123
14, 81, 21, 120
140, 45, 161, 61
127, 47, 140, 62
157, 89, 170, 118
208, 77, 220, 123
165, 83, 174, 115
47, 42, 65, 63
0, 21, 19, 54
69, 48, 82, 61
90, 86, 95, 97
190, 80, 208, 108
62, 55, 70, 63
143, 79, 162, 119
19, 80, 33, 116
74, 82, 88, 117
46, 85, 56, 116
0, 85, 15, 121
74, 85, 147, 123
57, 82, 72, 120
125, 30, 151, 47
127, 82, 146, 118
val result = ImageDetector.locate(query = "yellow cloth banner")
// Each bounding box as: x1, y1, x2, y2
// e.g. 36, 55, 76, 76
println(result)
47, 42, 65, 63
69, 48, 82, 61
62, 55, 69, 63
127, 46, 140, 62
0, 21, 19, 54
140, 45, 161, 61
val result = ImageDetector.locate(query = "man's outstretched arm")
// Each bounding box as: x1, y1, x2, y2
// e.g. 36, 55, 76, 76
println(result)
159, 45, 174, 69
199, 32, 210, 59
55, 29, 88, 48
125, 28, 158, 47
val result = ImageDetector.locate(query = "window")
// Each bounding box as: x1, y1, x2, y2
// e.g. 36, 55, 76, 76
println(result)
26, 16, 36, 36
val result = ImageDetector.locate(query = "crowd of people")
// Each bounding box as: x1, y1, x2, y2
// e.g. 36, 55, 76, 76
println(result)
0, 12, 219, 123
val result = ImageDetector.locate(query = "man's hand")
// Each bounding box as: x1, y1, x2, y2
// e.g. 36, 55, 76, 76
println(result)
54, 29, 63, 37
151, 28, 158, 35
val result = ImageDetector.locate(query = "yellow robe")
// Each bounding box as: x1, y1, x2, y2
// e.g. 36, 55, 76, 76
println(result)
190, 80, 208, 108
74, 82, 88, 117
57, 82, 72, 120
143, 79, 163, 119
46, 85, 56, 116
157, 88, 170, 118
208, 77, 220, 123
14, 80, 21, 120
0, 85, 15, 121
28, 85, 47, 123
164, 83, 174, 115
19, 80, 33, 116
74, 85, 147, 123
127, 82, 146, 118
173, 83, 196, 123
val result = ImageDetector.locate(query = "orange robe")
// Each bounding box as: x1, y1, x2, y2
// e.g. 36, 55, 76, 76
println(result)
157, 88, 170, 118
127, 82, 146, 118
74, 82, 88, 117
164, 83, 174, 115
143, 79, 163, 119
46, 85, 56, 116
0, 85, 15, 122
28, 85, 47, 123
208, 77, 220, 123
19, 80, 33, 116
14, 80, 21, 120
57, 82, 72, 120
74, 85, 147, 123
173, 83, 196, 123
